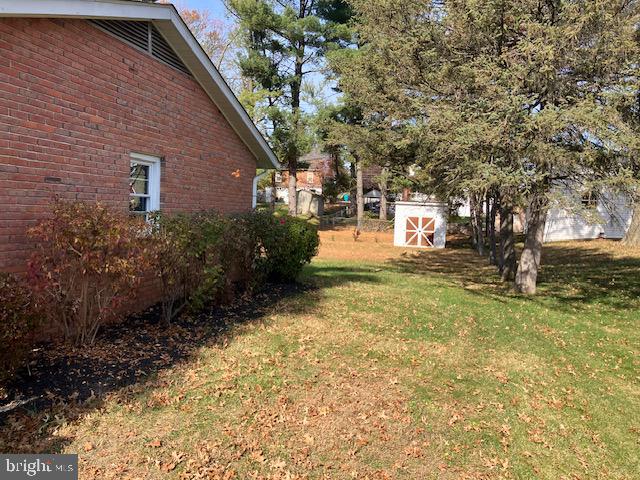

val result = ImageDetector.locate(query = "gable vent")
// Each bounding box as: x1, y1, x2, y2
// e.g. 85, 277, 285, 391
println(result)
89, 19, 192, 76
150, 26, 190, 74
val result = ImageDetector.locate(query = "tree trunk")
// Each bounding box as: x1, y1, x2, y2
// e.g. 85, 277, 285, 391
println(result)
332, 151, 341, 179
485, 192, 491, 248
488, 194, 498, 265
288, 162, 297, 215
515, 194, 548, 294
499, 201, 516, 282
379, 167, 388, 221
356, 157, 364, 230
470, 193, 485, 256
270, 171, 276, 211
622, 200, 640, 245
287, 34, 304, 217
470, 195, 478, 251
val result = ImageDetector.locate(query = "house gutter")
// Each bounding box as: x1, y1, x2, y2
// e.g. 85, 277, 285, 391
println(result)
252, 171, 271, 209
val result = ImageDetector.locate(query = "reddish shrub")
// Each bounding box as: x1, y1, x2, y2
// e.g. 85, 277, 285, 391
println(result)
0, 272, 39, 384
28, 200, 150, 345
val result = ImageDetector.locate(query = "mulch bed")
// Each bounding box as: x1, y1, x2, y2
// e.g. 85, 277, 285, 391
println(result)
0, 282, 309, 419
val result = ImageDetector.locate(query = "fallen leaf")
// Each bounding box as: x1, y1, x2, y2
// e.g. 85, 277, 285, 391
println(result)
251, 450, 266, 463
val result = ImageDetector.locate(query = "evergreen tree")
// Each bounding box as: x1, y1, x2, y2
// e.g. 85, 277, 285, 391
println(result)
226, 0, 351, 215
341, 0, 640, 294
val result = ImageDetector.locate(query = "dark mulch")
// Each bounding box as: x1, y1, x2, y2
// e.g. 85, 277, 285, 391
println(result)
0, 282, 310, 419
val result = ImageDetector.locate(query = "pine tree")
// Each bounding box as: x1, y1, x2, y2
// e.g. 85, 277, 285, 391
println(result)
226, 0, 351, 215
340, 0, 640, 294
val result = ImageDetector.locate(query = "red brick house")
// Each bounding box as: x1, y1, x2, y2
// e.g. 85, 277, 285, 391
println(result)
0, 0, 279, 273
274, 149, 335, 199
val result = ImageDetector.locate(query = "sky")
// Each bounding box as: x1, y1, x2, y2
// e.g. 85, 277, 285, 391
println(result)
173, 0, 229, 22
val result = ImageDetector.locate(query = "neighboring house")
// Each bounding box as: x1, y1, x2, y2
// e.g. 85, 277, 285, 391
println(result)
454, 189, 633, 242
274, 150, 335, 201
271, 155, 385, 204
0, 0, 278, 273
542, 189, 632, 242
362, 164, 383, 192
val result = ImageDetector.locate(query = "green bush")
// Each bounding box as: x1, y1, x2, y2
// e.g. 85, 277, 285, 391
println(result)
0, 272, 39, 383
149, 211, 229, 324
251, 212, 319, 281
218, 214, 261, 292
1, 202, 317, 367
26, 203, 319, 334
149, 210, 265, 323
150, 210, 319, 322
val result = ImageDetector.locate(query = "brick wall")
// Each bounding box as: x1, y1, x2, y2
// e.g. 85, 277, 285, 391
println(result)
0, 18, 258, 273
279, 170, 324, 191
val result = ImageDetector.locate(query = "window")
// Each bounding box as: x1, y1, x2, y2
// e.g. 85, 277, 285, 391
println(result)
306, 172, 314, 183
274, 172, 283, 183
581, 190, 598, 209
129, 153, 160, 218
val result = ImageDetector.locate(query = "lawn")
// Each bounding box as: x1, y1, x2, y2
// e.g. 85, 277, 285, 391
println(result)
2, 230, 639, 479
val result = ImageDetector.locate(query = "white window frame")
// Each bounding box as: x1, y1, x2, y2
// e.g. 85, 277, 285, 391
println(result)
129, 152, 161, 217
274, 172, 283, 183
306, 171, 314, 183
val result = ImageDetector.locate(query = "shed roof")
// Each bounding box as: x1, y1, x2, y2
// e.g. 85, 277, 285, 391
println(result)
0, 0, 279, 170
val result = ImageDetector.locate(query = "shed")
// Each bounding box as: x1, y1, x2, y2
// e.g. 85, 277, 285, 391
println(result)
393, 201, 447, 248
297, 190, 324, 217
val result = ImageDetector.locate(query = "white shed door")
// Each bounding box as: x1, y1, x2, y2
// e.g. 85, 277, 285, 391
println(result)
405, 217, 435, 247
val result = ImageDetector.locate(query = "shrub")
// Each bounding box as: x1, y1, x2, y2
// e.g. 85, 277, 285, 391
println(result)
251, 212, 319, 281
20, 201, 318, 346
149, 210, 319, 323
149, 211, 229, 324
217, 213, 261, 294
187, 212, 229, 310
28, 200, 150, 345
0, 273, 39, 384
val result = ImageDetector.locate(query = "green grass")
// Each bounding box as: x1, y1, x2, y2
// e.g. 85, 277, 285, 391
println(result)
299, 248, 640, 479
2, 239, 639, 479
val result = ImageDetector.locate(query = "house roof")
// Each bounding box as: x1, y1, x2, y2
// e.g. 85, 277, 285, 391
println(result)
0, 0, 280, 170
299, 150, 335, 178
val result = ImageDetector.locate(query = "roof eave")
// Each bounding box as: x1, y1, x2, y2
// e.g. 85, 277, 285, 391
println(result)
153, 14, 280, 170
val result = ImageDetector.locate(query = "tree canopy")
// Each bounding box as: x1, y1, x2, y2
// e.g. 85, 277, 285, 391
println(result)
225, 0, 352, 213
332, 0, 640, 293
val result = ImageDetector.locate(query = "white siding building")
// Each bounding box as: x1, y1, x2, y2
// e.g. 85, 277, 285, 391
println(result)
393, 201, 448, 248
543, 190, 632, 242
